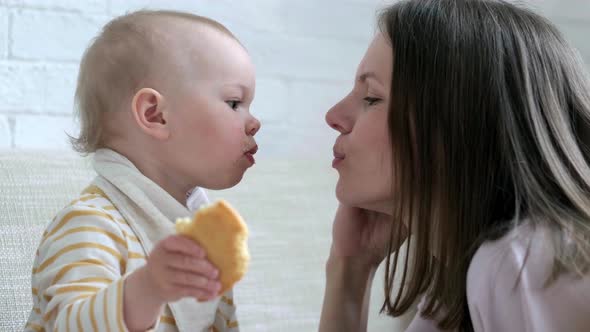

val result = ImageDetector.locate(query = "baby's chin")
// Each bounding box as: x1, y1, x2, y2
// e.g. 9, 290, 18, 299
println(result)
199, 172, 246, 191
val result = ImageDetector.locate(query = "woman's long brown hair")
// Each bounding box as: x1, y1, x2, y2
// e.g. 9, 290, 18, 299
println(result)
378, 1, 590, 330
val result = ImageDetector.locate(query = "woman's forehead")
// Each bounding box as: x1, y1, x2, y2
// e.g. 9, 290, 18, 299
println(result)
356, 34, 392, 87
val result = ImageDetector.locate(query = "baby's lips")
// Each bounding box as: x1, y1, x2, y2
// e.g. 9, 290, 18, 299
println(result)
246, 144, 258, 155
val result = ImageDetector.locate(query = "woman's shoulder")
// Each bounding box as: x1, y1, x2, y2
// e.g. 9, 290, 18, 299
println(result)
466, 221, 590, 331
467, 222, 550, 290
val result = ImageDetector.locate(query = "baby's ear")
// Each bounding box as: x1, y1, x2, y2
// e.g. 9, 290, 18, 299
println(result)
131, 88, 170, 140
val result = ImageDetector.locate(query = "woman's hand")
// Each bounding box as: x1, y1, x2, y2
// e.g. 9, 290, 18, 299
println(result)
331, 204, 406, 267
319, 204, 407, 332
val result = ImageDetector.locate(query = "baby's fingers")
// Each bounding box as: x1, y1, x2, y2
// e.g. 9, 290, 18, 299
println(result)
171, 269, 221, 294
161, 235, 205, 258
166, 254, 219, 279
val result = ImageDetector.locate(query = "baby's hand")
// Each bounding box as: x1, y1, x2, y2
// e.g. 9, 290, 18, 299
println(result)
143, 234, 220, 303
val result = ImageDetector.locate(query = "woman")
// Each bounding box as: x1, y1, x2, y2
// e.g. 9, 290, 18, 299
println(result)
319, 0, 590, 331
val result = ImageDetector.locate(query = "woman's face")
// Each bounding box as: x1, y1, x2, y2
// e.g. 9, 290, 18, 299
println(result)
326, 34, 394, 214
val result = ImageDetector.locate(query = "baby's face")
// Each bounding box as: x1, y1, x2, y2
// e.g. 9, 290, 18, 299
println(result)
161, 26, 260, 190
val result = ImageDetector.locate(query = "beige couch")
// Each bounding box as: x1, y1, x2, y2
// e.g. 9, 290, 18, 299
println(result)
0, 150, 413, 331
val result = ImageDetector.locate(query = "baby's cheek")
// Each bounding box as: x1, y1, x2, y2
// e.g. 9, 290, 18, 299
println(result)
192, 118, 217, 137
189, 121, 223, 148
185, 116, 245, 162
224, 119, 248, 144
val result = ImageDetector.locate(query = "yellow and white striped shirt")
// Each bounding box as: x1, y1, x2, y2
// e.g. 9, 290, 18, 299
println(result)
25, 185, 239, 332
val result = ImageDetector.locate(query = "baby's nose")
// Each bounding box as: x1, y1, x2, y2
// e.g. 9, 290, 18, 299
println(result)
247, 117, 261, 136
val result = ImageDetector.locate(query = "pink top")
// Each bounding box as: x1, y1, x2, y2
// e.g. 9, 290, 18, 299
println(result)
405, 223, 590, 331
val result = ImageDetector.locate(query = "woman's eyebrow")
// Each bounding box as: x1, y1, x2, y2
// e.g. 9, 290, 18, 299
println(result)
358, 71, 382, 85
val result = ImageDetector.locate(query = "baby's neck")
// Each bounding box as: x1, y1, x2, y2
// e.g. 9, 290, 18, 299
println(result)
110, 144, 190, 206
135, 160, 188, 206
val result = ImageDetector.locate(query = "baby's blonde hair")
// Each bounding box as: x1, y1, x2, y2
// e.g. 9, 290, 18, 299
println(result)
70, 10, 236, 154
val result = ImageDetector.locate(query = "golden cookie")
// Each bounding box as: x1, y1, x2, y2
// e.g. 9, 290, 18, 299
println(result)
175, 200, 249, 295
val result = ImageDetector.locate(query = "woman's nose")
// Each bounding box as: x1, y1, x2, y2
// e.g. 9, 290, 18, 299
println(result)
325, 99, 350, 134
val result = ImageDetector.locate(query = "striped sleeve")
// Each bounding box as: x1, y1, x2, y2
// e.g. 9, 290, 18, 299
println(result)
210, 291, 240, 332
28, 203, 133, 332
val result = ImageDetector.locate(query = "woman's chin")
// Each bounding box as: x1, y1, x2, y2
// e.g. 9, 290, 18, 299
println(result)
335, 182, 363, 207
335, 182, 393, 213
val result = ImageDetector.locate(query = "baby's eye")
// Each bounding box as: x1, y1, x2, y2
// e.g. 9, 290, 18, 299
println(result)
363, 97, 381, 106
226, 100, 241, 110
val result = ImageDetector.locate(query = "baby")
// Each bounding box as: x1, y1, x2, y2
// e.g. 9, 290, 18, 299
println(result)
25, 10, 259, 332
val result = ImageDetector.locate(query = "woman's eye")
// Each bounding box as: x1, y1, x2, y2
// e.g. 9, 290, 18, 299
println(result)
226, 100, 241, 110
363, 97, 381, 106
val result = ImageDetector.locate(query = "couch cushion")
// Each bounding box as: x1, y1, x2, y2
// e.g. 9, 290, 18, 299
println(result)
0, 151, 95, 330
0, 150, 409, 331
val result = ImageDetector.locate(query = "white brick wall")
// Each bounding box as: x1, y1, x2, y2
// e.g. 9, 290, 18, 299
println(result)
0, 8, 8, 58
0, 114, 10, 147
0, 0, 588, 154
11, 9, 109, 61
0, 0, 387, 155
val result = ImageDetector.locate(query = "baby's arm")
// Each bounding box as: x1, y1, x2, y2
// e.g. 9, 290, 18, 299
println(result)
124, 235, 221, 331
31, 205, 220, 332
31, 205, 138, 331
